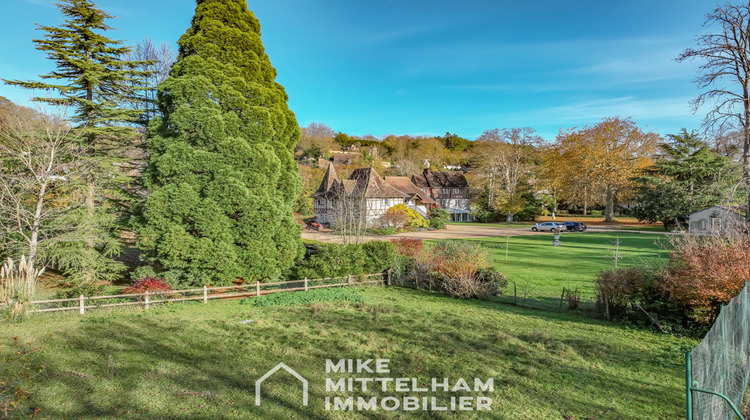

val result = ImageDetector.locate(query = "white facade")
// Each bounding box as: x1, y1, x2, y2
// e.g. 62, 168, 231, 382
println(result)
688, 206, 745, 235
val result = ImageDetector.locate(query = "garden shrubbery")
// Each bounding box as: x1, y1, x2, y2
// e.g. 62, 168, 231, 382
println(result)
121, 277, 172, 295
390, 238, 424, 259
289, 241, 398, 280
594, 227, 750, 330
393, 239, 507, 299
428, 208, 451, 229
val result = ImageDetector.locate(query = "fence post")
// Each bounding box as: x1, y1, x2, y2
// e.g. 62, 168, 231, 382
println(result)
686, 351, 692, 420
387, 269, 392, 286
256, 281, 260, 297
79, 294, 85, 315
145, 291, 150, 310
304, 277, 308, 292
203, 285, 208, 304
719, 306, 729, 400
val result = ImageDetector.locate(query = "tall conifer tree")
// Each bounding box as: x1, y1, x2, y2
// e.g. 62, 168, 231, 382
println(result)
135, 0, 304, 286
4, 0, 152, 282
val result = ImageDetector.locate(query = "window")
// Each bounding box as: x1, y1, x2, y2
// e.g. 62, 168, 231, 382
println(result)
382, 198, 388, 207
453, 188, 460, 195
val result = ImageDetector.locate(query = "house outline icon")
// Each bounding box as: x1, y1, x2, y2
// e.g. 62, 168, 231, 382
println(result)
255, 362, 308, 406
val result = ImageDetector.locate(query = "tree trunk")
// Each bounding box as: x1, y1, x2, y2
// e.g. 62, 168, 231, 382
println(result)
583, 185, 588, 216
82, 175, 97, 282
28, 181, 49, 267
745, 125, 750, 221
604, 186, 615, 222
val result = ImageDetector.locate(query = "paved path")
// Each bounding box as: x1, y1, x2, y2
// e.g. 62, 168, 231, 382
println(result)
302, 223, 682, 244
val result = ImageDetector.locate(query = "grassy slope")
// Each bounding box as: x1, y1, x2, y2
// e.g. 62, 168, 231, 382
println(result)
3, 287, 692, 419
465, 233, 669, 310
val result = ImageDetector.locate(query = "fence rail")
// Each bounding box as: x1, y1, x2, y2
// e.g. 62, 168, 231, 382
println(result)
29, 273, 386, 315
686, 281, 749, 420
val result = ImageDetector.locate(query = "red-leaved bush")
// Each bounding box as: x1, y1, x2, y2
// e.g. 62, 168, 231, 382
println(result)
660, 228, 750, 323
390, 238, 423, 258
121, 277, 172, 295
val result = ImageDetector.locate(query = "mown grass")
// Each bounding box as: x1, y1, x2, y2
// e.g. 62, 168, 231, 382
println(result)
2, 286, 692, 419
464, 232, 669, 310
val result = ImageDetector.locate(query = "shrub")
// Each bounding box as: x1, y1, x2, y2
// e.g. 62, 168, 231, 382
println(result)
426, 240, 492, 299
290, 241, 395, 280
382, 205, 410, 229
384, 204, 427, 229
361, 241, 398, 274
241, 287, 364, 307
595, 268, 645, 317
660, 229, 750, 324
427, 240, 490, 282
369, 226, 397, 235
590, 210, 603, 217
292, 244, 366, 279
54, 283, 105, 304
391, 238, 424, 259
475, 267, 508, 296
0, 256, 43, 320
565, 287, 581, 311
429, 208, 451, 229
121, 277, 172, 295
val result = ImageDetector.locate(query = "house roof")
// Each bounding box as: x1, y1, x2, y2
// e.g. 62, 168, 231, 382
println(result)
384, 176, 436, 204
331, 152, 360, 164
311, 162, 340, 198
312, 165, 409, 200
349, 167, 408, 198
689, 205, 748, 217
411, 169, 469, 189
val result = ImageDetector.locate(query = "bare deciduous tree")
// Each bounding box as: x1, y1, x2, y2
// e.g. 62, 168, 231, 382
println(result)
125, 38, 177, 124
678, 2, 750, 220
331, 172, 369, 245
297, 122, 336, 160
0, 103, 84, 267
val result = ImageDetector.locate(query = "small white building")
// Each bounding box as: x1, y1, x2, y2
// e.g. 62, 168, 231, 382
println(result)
688, 205, 747, 235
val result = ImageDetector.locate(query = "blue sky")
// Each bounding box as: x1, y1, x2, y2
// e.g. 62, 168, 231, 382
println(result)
0, 0, 719, 140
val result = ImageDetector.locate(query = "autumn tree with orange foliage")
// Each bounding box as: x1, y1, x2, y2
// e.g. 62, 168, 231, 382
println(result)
553, 117, 659, 221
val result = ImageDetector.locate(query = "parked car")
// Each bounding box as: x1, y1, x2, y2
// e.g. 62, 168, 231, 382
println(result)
562, 221, 587, 232
531, 222, 565, 232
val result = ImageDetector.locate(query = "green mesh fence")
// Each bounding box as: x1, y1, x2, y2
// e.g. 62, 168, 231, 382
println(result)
687, 282, 749, 419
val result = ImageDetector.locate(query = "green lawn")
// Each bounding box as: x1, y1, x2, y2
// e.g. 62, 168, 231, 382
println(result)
466, 232, 670, 310
2, 287, 692, 419
617, 225, 673, 233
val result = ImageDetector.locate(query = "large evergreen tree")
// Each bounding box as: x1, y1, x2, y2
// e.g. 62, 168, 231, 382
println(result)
4, 0, 150, 140
3, 0, 152, 282
632, 129, 739, 228
135, 0, 304, 286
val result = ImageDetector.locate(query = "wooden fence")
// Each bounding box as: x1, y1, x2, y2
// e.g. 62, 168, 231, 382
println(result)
29, 273, 387, 315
